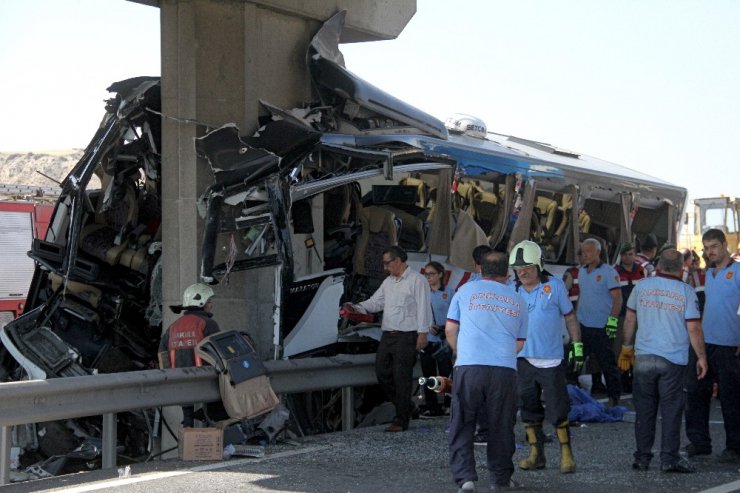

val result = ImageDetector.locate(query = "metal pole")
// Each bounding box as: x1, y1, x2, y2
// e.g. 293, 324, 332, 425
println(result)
341, 386, 354, 432
0, 426, 10, 485
102, 413, 117, 469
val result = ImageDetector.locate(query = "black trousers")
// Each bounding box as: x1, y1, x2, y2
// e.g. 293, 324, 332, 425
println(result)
517, 358, 570, 426
632, 354, 686, 466
375, 331, 418, 426
182, 405, 195, 427
448, 365, 518, 487
581, 325, 622, 403
419, 341, 453, 412
685, 344, 740, 453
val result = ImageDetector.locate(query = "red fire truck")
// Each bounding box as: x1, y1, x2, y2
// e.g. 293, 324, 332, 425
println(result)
0, 185, 56, 325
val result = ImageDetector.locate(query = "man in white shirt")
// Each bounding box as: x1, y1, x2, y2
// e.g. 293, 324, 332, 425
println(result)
352, 246, 432, 432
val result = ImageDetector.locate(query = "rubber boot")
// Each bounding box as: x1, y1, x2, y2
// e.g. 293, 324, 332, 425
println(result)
519, 422, 546, 470
556, 421, 576, 473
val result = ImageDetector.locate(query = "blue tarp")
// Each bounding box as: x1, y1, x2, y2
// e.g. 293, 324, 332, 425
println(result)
567, 384, 627, 423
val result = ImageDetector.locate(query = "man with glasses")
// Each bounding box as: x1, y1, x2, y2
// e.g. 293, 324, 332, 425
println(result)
348, 246, 432, 432
685, 229, 740, 462
420, 261, 454, 417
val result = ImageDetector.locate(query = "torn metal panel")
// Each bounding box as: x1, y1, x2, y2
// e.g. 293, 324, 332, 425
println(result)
249, 119, 322, 157
195, 124, 281, 188
307, 10, 346, 68
308, 11, 448, 139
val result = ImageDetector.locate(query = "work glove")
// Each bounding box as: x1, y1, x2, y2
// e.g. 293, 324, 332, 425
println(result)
618, 345, 635, 371
605, 316, 619, 340
567, 341, 585, 373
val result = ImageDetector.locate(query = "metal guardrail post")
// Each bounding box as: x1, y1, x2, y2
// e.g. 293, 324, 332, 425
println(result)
341, 387, 354, 432
0, 354, 379, 484
102, 413, 117, 469
0, 426, 10, 485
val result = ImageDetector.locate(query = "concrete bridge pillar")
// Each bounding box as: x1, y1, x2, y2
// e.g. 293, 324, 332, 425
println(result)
158, 0, 415, 339
150, 0, 415, 455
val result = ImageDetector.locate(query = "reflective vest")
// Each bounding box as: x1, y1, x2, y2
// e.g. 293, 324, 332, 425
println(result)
563, 266, 580, 303
635, 253, 655, 276
167, 313, 207, 368
688, 269, 706, 293
615, 263, 646, 315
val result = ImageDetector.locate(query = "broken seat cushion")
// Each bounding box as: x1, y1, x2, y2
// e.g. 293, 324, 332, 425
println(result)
80, 224, 127, 265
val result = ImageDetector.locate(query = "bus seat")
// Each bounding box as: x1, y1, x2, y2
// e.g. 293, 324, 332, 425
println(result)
427, 187, 438, 222
552, 195, 573, 239
49, 272, 102, 307
535, 196, 558, 238
454, 181, 480, 211
79, 175, 141, 267
472, 190, 498, 235
399, 177, 429, 208
387, 206, 425, 252
578, 210, 591, 233
450, 210, 488, 272
354, 206, 399, 279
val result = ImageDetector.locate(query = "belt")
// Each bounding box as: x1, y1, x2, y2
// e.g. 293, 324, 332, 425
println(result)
384, 330, 416, 335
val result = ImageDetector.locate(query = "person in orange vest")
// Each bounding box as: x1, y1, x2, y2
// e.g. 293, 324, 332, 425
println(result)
635, 233, 658, 276
684, 249, 706, 314
563, 248, 584, 387
614, 242, 647, 391
616, 242, 647, 305
158, 283, 221, 427
562, 248, 585, 307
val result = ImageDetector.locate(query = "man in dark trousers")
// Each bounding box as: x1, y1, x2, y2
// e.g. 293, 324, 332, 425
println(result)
159, 283, 221, 427
446, 251, 528, 492
620, 248, 707, 473
613, 242, 647, 390
350, 246, 432, 432
510, 241, 582, 474
576, 238, 623, 407
684, 228, 740, 462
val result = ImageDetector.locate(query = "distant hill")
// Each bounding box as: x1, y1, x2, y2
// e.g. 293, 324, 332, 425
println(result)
0, 150, 84, 193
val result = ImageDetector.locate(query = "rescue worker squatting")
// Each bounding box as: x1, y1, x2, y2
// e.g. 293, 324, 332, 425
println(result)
159, 283, 221, 428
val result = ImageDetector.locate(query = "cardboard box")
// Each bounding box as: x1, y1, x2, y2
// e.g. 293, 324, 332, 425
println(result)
179, 427, 223, 461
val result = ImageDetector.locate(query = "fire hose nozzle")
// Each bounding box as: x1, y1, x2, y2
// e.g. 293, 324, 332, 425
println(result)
418, 376, 452, 393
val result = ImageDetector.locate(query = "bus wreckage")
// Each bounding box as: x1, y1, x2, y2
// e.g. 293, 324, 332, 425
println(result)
1, 11, 686, 476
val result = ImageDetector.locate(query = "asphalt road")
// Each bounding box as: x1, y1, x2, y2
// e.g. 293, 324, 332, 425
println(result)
3, 395, 739, 493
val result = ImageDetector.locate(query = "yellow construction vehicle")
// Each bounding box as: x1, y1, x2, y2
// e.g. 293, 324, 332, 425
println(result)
682, 196, 740, 261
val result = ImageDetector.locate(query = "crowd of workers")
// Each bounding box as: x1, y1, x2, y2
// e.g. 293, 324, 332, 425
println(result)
342, 228, 739, 493
162, 228, 739, 493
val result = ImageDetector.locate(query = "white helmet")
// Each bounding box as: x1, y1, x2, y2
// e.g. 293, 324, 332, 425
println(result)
444, 114, 487, 139
509, 240, 543, 270
182, 283, 215, 308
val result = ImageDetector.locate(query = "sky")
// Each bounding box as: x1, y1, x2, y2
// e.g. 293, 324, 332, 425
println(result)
0, 0, 738, 202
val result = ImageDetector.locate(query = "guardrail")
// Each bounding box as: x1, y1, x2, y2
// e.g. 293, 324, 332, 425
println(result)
0, 353, 378, 485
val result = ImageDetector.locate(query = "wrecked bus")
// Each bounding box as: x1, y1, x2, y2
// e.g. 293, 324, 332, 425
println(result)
1, 11, 686, 470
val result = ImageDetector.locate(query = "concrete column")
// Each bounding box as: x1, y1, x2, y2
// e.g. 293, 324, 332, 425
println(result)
160, 0, 320, 338
156, 0, 414, 454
